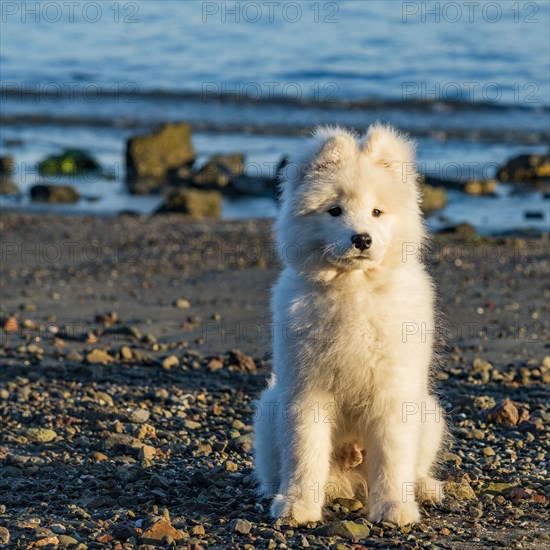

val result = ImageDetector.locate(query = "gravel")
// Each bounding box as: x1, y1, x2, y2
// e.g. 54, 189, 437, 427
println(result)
0, 213, 548, 548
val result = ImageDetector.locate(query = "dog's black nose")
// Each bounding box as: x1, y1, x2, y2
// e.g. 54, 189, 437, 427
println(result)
351, 233, 372, 251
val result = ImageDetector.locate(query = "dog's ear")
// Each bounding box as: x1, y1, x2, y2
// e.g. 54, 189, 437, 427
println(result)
309, 127, 357, 172
362, 124, 416, 176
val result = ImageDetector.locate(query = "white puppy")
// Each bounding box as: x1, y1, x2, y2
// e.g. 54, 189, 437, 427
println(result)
254, 124, 446, 526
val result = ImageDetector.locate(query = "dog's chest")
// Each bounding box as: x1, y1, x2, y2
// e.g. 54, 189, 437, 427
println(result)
289, 279, 394, 382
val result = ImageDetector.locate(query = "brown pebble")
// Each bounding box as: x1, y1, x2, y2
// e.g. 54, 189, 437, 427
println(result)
89, 451, 108, 462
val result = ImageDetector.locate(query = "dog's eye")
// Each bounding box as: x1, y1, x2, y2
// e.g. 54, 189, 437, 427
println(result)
328, 206, 343, 217
372, 208, 382, 217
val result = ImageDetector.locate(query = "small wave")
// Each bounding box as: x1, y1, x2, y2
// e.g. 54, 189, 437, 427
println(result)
1, 113, 547, 145
2, 85, 548, 113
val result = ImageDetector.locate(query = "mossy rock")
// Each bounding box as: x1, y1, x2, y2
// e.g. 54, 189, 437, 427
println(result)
421, 184, 448, 213
0, 177, 19, 195
126, 122, 196, 194
313, 520, 371, 540
445, 481, 477, 500
497, 153, 550, 183
38, 149, 107, 177
478, 482, 516, 496
30, 184, 80, 203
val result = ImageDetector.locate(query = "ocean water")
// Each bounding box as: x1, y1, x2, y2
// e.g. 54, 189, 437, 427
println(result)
1, 0, 549, 232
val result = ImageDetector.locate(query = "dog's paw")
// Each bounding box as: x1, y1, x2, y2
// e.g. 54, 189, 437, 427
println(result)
271, 494, 323, 524
368, 500, 420, 526
416, 477, 444, 505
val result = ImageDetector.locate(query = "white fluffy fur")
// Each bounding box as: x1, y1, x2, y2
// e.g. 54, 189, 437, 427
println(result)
253, 124, 445, 526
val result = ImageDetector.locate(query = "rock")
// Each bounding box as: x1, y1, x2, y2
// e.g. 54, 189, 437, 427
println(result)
472, 358, 493, 384
482, 446, 495, 457
86, 349, 114, 365
0, 526, 9, 545
156, 188, 222, 218
175, 298, 191, 309
105, 324, 143, 340
225, 460, 238, 472
0, 176, 19, 195
420, 184, 447, 213
487, 398, 529, 426
445, 481, 477, 500
479, 482, 516, 496
120, 345, 133, 360
207, 358, 224, 371
136, 423, 156, 440
184, 419, 201, 430
473, 395, 496, 410
227, 349, 256, 371
465, 179, 498, 195
149, 474, 170, 490
112, 524, 135, 541
141, 520, 183, 543
230, 518, 252, 534
191, 154, 245, 189
497, 153, 550, 184
103, 433, 141, 451
66, 350, 83, 362
333, 497, 364, 512
30, 184, 80, 203
129, 408, 150, 423
518, 419, 544, 432
195, 444, 212, 457
0, 155, 14, 174
525, 210, 544, 220
231, 174, 278, 197
38, 149, 104, 177
211, 153, 245, 178
313, 520, 371, 540
58, 534, 79, 547
139, 445, 156, 460
34, 535, 60, 547
230, 434, 254, 452
89, 451, 108, 462
26, 428, 57, 443
1, 465, 21, 477
2, 316, 18, 332
192, 160, 234, 188
95, 391, 114, 406
126, 122, 196, 194
162, 355, 179, 369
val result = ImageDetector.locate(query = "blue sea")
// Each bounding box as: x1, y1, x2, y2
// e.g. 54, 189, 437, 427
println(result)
1, 0, 549, 233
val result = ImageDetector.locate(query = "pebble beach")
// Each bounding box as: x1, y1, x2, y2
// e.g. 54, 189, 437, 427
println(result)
0, 212, 549, 549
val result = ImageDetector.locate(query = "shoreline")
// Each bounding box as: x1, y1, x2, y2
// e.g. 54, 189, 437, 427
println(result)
0, 213, 549, 548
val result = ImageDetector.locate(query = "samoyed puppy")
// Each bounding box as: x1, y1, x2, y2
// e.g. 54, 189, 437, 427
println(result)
254, 124, 445, 526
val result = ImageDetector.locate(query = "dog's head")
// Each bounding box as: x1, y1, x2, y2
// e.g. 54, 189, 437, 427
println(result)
276, 124, 425, 275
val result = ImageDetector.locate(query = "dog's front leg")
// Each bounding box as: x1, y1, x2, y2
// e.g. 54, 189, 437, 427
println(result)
366, 393, 422, 526
271, 392, 334, 524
